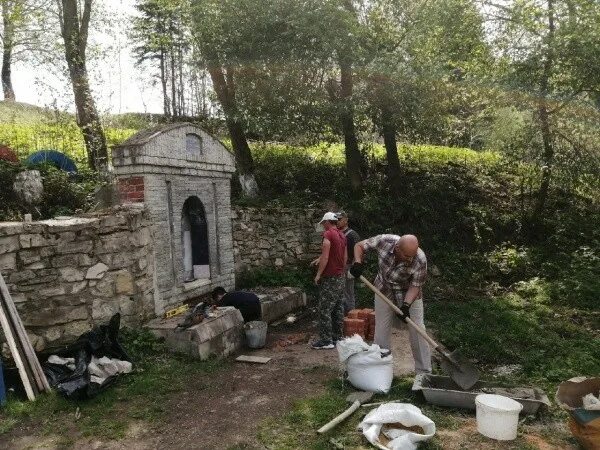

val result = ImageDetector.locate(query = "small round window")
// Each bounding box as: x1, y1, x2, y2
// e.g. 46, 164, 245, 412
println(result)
186, 133, 203, 156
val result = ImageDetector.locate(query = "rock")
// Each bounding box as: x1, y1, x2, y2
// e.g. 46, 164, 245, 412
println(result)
92, 299, 119, 321
274, 258, 284, 267
115, 271, 134, 295
90, 277, 114, 297
86, 262, 109, 280
0, 253, 16, 270
69, 281, 88, 294
38, 285, 66, 297
59, 266, 85, 282
13, 170, 43, 205
0, 236, 19, 253
19, 234, 47, 248
27, 332, 46, 352
44, 327, 64, 343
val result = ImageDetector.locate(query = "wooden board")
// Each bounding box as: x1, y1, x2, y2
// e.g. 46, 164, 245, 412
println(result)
0, 295, 35, 400
235, 355, 272, 364
0, 272, 50, 393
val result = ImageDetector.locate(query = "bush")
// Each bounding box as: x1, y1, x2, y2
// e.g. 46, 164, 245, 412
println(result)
0, 161, 101, 221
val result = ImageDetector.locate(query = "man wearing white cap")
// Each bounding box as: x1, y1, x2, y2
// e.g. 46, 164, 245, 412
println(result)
310, 212, 347, 349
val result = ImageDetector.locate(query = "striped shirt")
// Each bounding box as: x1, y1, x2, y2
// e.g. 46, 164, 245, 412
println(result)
361, 234, 428, 294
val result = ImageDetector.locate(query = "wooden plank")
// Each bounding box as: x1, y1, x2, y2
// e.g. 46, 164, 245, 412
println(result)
0, 295, 35, 400
0, 273, 50, 392
235, 355, 272, 364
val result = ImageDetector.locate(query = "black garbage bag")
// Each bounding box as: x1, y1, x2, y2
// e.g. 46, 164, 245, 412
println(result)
42, 313, 131, 399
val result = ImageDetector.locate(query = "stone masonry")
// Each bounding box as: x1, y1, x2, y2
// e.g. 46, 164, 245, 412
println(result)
231, 207, 323, 273
0, 205, 154, 351
113, 123, 236, 315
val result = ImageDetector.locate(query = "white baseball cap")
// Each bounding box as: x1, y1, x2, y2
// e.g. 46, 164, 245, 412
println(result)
319, 212, 338, 223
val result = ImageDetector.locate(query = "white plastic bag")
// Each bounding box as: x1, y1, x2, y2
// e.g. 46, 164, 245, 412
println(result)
337, 334, 374, 363
359, 403, 436, 450
346, 349, 394, 393
337, 335, 393, 393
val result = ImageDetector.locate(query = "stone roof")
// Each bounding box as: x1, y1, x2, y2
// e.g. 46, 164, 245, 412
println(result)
115, 122, 202, 148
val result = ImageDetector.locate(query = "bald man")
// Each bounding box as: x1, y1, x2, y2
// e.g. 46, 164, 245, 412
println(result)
350, 234, 432, 383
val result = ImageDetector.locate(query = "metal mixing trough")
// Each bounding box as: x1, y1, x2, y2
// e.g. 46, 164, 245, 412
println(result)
416, 374, 550, 415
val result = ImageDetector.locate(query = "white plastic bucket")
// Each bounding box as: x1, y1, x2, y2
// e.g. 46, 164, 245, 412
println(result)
244, 321, 267, 349
475, 394, 523, 441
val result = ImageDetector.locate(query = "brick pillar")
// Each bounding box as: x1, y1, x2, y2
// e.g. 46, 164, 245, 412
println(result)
118, 176, 145, 203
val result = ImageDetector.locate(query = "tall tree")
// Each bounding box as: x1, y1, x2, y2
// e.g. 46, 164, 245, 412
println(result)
56, 0, 108, 171
131, 0, 191, 118
483, 0, 600, 222
1, 0, 50, 101
324, 0, 365, 195
0, 0, 16, 100
191, 0, 290, 197
364, 0, 489, 191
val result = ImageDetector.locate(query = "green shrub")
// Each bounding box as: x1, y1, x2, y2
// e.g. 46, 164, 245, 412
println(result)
0, 161, 100, 221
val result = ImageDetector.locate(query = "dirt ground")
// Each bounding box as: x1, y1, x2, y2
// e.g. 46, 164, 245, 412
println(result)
1, 317, 573, 450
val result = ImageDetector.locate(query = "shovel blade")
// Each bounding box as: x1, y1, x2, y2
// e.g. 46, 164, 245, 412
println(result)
439, 350, 480, 391
346, 391, 374, 404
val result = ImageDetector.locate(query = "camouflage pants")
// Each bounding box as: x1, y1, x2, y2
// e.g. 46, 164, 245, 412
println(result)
318, 275, 345, 342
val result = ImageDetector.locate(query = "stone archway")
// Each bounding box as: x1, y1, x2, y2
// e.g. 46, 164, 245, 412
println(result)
181, 196, 210, 282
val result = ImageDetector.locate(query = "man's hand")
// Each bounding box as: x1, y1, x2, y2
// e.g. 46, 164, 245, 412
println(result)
399, 301, 411, 322
349, 262, 364, 279
310, 257, 320, 266
314, 274, 321, 285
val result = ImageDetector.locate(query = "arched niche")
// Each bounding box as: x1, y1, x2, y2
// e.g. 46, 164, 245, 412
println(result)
181, 196, 210, 282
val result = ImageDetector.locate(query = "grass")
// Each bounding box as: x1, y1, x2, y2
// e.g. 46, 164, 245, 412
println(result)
256, 376, 575, 449
0, 329, 227, 440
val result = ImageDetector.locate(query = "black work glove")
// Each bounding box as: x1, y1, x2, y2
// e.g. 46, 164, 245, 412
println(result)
349, 262, 364, 279
398, 302, 411, 322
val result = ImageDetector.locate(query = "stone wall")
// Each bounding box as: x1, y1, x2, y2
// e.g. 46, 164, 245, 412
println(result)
231, 207, 323, 273
0, 205, 154, 351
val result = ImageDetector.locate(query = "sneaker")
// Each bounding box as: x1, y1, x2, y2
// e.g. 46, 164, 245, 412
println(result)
412, 373, 428, 391
311, 340, 335, 350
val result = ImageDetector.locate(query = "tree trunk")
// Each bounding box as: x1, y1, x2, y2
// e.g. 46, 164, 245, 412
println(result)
170, 47, 177, 117
207, 62, 258, 197
160, 48, 171, 117
532, 0, 555, 222
339, 59, 363, 195
382, 113, 401, 193
1, 2, 16, 101
60, 0, 108, 172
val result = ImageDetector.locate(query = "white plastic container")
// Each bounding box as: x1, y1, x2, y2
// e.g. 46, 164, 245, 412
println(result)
475, 394, 523, 441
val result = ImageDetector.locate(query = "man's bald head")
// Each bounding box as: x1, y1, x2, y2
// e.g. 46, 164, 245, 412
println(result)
394, 234, 419, 262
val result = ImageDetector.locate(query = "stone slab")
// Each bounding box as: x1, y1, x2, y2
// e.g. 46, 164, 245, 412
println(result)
146, 307, 244, 360
256, 287, 307, 324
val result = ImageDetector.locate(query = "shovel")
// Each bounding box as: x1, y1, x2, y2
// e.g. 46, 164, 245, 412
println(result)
317, 391, 374, 434
360, 275, 480, 391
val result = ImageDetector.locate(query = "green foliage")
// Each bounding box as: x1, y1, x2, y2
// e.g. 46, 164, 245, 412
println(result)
236, 266, 318, 298
486, 244, 532, 283
0, 161, 101, 221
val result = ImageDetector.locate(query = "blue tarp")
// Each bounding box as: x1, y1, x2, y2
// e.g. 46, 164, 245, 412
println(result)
26, 150, 78, 174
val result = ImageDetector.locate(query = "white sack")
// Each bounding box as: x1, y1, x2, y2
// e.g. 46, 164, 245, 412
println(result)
346, 349, 394, 393
359, 403, 436, 450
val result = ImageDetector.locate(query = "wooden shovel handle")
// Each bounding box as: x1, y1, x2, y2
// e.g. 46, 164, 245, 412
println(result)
359, 275, 442, 352
317, 400, 361, 434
